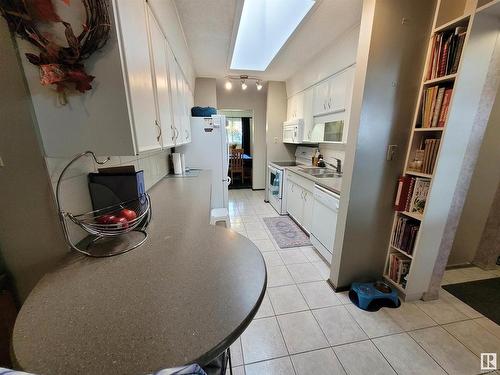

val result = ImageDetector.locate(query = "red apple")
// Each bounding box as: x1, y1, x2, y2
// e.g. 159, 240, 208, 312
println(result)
97, 214, 116, 224
110, 216, 129, 230
118, 209, 137, 221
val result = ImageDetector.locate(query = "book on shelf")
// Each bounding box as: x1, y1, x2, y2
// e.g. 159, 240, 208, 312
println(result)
420, 85, 453, 128
392, 216, 420, 255
388, 253, 411, 287
409, 178, 430, 215
420, 138, 441, 174
426, 26, 467, 80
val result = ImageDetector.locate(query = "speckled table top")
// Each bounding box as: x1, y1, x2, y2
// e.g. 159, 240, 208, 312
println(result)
12, 171, 266, 375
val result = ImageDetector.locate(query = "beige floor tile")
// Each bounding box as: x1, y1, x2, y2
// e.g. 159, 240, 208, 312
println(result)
345, 304, 403, 338
254, 293, 275, 319
443, 320, 500, 357
245, 356, 294, 375
300, 246, 324, 262
241, 317, 288, 364
277, 311, 329, 354
334, 340, 396, 375
373, 333, 445, 375
227, 366, 245, 375
278, 248, 309, 265
287, 263, 323, 283
312, 261, 331, 280
313, 306, 368, 346
335, 290, 353, 305
383, 302, 437, 331
439, 289, 483, 319
268, 285, 309, 315
262, 252, 284, 267
291, 348, 346, 375
244, 222, 266, 232
246, 230, 270, 241
414, 299, 469, 324
297, 281, 342, 309
252, 239, 277, 253
267, 266, 295, 287
474, 317, 500, 339
409, 326, 480, 375
230, 337, 244, 367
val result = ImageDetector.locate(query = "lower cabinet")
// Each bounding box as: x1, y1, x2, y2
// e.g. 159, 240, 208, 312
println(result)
286, 172, 315, 233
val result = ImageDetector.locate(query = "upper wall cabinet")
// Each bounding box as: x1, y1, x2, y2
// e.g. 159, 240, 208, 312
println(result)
287, 92, 304, 121
17, 0, 192, 157
312, 68, 353, 117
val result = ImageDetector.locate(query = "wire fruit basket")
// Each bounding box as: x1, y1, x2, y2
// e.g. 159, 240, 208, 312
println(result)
56, 151, 151, 257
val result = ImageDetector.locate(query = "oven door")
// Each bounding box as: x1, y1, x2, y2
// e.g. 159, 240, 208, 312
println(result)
269, 166, 283, 199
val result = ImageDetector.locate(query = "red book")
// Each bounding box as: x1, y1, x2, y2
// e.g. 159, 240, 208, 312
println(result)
438, 34, 452, 77
394, 176, 411, 211
437, 88, 453, 127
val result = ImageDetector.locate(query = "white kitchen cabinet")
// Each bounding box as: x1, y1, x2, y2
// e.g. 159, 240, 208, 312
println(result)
286, 92, 304, 121
147, 6, 174, 148
286, 172, 315, 233
312, 68, 354, 117
17, 0, 192, 157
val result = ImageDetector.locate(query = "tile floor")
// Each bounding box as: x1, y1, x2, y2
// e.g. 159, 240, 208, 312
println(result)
226, 189, 500, 375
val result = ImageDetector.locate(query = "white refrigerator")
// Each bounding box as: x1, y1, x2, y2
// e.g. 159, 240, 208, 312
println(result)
180, 115, 230, 209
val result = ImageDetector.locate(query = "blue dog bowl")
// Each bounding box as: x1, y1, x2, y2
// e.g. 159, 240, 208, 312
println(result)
350, 281, 400, 311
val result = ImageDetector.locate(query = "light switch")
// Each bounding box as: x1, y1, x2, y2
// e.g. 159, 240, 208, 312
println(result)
387, 145, 398, 161
0, 156, 4, 167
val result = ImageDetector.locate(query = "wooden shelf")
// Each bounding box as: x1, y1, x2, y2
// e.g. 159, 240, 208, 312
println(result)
405, 170, 433, 178
423, 73, 457, 85
414, 127, 445, 132
399, 211, 423, 221
433, 13, 470, 33
390, 245, 414, 259
383, 275, 406, 293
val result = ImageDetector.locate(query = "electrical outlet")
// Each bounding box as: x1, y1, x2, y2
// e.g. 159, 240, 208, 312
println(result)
387, 145, 398, 161
273, 137, 278, 144
0, 156, 4, 167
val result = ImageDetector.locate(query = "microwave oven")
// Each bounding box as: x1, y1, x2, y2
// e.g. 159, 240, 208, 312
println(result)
282, 119, 305, 144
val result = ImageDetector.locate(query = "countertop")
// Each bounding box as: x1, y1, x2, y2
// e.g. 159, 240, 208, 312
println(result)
12, 171, 266, 375
286, 166, 342, 195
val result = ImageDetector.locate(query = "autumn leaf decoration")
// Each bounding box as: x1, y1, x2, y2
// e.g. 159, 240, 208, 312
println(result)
0, 0, 110, 102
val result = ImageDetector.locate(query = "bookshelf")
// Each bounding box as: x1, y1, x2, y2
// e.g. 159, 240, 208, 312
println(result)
383, 0, 475, 298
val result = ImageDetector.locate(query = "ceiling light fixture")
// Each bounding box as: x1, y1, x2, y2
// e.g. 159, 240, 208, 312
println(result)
230, 0, 315, 71
224, 75, 263, 91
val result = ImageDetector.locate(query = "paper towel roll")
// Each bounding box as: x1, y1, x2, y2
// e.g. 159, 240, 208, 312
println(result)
172, 153, 182, 175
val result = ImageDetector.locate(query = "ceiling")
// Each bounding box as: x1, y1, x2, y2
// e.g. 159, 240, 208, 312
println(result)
174, 0, 362, 81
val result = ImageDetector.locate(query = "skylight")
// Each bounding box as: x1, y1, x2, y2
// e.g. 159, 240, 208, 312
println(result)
230, 0, 315, 71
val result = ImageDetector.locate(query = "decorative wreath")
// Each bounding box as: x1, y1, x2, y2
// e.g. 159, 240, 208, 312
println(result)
0, 0, 110, 101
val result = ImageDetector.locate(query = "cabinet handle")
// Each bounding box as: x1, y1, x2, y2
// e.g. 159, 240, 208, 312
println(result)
185, 129, 189, 140
171, 124, 176, 141
155, 120, 162, 143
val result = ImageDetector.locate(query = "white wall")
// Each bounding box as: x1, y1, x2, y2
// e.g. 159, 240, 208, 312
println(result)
286, 25, 360, 97
216, 80, 268, 189
148, 0, 196, 88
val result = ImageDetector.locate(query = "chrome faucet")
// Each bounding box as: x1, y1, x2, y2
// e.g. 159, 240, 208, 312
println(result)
326, 158, 342, 175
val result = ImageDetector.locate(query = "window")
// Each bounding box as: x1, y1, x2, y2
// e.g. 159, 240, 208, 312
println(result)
227, 117, 243, 147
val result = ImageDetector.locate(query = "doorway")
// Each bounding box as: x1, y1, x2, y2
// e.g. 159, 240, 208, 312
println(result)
219, 109, 253, 189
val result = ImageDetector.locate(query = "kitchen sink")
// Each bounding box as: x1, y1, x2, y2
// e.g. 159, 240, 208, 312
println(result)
299, 167, 341, 178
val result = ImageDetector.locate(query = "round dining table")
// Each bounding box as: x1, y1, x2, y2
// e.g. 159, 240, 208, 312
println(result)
12, 172, 266, 375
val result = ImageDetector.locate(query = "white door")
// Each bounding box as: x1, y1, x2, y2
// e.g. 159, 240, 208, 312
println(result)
295, 92, 305, 119
329, 71, 349, 113
311, 189, 339, 254
170, 59, 184, 145
115, 0, 158, 153
147, 7, 174, 148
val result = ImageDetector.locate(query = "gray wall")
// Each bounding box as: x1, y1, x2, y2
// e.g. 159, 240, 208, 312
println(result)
330, 0, 436, 288
448, 87, 500, 266
194, 77, 217, 108
0, 22, 67, 301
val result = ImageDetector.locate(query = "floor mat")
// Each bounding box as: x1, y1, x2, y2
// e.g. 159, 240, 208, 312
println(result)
443, 277, 500, 324
263, 216, 311, 249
